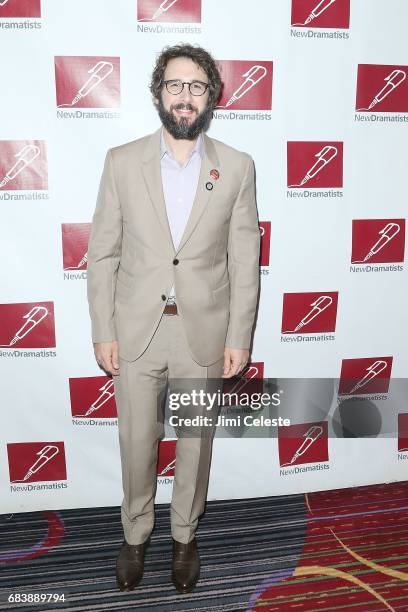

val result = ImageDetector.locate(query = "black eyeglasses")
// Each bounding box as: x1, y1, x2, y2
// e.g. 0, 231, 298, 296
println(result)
162, 79, 209, 96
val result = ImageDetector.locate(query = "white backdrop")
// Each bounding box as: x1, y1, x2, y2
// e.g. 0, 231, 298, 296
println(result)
1, 0, 407, 514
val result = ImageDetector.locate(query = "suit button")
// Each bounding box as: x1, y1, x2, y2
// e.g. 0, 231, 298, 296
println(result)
161, 294, 166, 301
173, 258, 179, 265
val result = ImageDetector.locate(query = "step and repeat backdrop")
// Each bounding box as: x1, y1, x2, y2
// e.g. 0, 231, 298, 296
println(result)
1, 0, 407, 514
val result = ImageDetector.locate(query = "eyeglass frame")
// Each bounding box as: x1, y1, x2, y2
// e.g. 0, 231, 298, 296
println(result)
161, 79, 210, 96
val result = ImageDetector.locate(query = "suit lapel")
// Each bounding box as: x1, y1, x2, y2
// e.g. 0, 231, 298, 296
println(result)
141, 127, 175, 254
176, 133, 220, 254
140, 128, 220, 256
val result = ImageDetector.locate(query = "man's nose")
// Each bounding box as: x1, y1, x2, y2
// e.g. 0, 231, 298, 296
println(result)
179, 83, 194, 104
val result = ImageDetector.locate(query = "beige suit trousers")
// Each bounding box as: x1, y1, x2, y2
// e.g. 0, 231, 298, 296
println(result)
113, 311, 224, 545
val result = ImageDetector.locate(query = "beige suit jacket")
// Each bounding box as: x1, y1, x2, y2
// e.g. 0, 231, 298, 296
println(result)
87, 127, 260, 365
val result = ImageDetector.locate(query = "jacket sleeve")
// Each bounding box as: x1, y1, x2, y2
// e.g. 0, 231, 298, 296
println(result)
86, 148, 122, 343
225, 153, 261, 350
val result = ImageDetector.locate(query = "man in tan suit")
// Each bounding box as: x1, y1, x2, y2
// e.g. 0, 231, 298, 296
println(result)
87, 43, 260, 593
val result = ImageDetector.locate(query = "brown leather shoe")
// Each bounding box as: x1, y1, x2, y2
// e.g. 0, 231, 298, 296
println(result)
116, 539, 146, 591
171, 537, 200, 593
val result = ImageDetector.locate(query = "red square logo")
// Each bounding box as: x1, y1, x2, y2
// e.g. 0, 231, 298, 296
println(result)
222, 362, 264, 407
259, 222, 271, 267
287, 142, 343, 188
0, 302, 55, 349
137, 0, 201, 23
62, 223, 91, 270
0, 0, 41, 18
55, 57, 120, 109
278, 422, 329, 466
398, 414, 408, 452
7, 442, 66, 483
356, 65, 408, 113
0, 140, 47, 191
215, 60, 273, 111
338, 357, 393, 395
281, 292, 338, 334
351, 219, 405, 264
157, 439, 177, 476
69, 376, 117, 419
291, 0, 350, 29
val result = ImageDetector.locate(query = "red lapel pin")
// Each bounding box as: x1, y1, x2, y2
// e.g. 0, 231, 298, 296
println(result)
210, 169, 219, 180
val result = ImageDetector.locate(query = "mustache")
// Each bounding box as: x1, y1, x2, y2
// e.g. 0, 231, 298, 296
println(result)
172, 103, 197, 112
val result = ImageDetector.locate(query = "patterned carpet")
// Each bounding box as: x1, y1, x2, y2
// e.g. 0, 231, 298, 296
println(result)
0, 481, 407, 611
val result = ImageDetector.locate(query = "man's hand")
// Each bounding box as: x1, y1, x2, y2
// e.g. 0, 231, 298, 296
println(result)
223, 347, 249, 378
94, 341, 120, 376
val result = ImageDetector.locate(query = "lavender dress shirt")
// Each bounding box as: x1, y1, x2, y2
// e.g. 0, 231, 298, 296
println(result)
160, 127, 204, 301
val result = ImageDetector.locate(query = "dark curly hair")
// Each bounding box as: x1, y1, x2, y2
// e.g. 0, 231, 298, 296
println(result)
149, 43, 222, 110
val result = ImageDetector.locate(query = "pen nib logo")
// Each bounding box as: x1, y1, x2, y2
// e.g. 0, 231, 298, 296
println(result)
352, 223, 401, 263
159, 458, 176, 476
216, 65, 267, 109
357, 69, 406, 111
347, 360, 388, 394
224, 365, 259, 403
0, 144, 40, 189
283, 295, 333, 333
292, 0, 337, 26
138, 0, 179, 22
74, 379, 115, 417
57, 61, 114, 108
65, 251, 88, 270
281, 425, 323, 466
288, 146, 338, 188
11, 446, 59, 483
0, 306, 48, 347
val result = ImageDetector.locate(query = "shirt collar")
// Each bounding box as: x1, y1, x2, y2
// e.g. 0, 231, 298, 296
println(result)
160, 127, 204, 164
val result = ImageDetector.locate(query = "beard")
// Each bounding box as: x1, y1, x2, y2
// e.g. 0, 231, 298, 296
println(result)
155, 96, 213, 140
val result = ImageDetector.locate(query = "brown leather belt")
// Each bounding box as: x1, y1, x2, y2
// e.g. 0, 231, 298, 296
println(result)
163, 302, 178, 315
